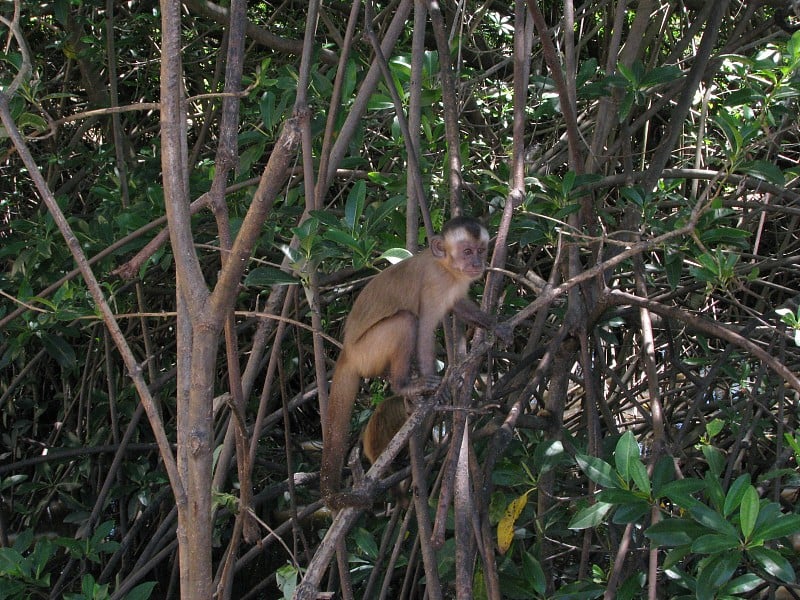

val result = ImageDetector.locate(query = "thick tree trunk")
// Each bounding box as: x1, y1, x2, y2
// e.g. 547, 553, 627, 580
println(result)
175, 315, 218, 597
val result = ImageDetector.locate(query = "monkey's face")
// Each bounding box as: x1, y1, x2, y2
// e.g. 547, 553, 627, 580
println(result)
448, 238, 487, 280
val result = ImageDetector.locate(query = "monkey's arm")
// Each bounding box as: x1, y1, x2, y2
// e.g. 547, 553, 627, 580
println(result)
452, 298, 513, 343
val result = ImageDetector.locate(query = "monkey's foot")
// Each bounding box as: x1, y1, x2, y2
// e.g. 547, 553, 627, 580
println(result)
493, 320, 515, 345
397, 375, 441, 397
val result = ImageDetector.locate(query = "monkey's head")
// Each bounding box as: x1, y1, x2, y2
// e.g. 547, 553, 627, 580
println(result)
431, 216, 489, 280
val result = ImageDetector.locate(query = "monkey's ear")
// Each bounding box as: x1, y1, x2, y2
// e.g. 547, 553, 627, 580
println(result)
430, 235, 446, 258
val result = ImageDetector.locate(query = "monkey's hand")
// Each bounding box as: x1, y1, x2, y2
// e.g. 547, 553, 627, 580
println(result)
395, 375, 441, 397
492, 320, 514, 346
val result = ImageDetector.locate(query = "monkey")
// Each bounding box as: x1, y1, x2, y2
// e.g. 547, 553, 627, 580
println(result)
321, 216, 509, 504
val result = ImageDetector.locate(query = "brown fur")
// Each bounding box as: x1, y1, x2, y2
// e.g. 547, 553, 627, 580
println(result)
362, 396, 408, 465
320, 217, 494, 502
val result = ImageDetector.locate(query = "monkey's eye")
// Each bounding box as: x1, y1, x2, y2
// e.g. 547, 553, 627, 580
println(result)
464, 249, 473, 256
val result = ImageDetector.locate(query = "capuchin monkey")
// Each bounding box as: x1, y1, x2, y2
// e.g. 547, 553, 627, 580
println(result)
321, 216, 509, 505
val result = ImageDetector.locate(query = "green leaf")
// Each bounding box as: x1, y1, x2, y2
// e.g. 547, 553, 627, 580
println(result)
722, 573, 764, 595
704, 471, 726, 512
344, 180, 366, 230
523, 551, 546, 596
292, 216, 319, 243
53, 0, 70, 25
658, 478, 705, 507
750, 512, 800, 544
698, 226, 751, 247
691, 533, 740, 553
245, 267, 298, 287
737, 160, 785, 186
561, 171, 577, 196
651, 456, 675, 496
751, 501, 785, 534
783, 433, 800, 456
687, 503, 739, 539
573, 173, 604, 191
11, 527, 34, 552
260, 91, 277, 130
788, 30, 800, 63
276, 564, 299, 600
665, 251, 683, 290
639, 65, 682, 88
308, 209, 342, 228
617, 61, 640, 86
576, 58, 598, 87
702, 445, 725, 477
367, 93, 394, 110
342, 59, 357, 99
723, 474, 751, 517
365, 195, 405, 231
533, 439, 570, 474
551, 580, 606, 599
723, 88, 762, 107
92, 521, 115, 541
617, 572, 646, 600
323, 229, 363, 253
17, 112, 48, 133
125, 581, 158, 600
614, 431, 640, 483
612, 499, 651, 524
711, 111, 743, 158
663, 546, 691, 572
0, 547, 27, 577
41, 333, 76, 370
568, 502, 614, 530
739, 486, 759, 541
645, 518, 708, 547
29, 295, 58, 312
748, 547, 796, 583
618, 91, 634, 123
630, 460, 651, 497
597, 488, 642, 505
29, 538, 55, 579
575, 454, 620, 489
239, 141, 266, 176
705, 417, 725, 439
353, 527, 378, 559
696, 552, 741, 600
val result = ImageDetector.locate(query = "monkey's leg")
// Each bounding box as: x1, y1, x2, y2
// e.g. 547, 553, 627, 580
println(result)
347, 310, 415, 376
349, 309, 438, 396
381, 310, 440, 396
324, 311, 418, 508
395, 376, 441, 397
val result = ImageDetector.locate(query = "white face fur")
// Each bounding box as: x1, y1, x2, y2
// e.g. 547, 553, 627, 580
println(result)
445, 225, 489, 246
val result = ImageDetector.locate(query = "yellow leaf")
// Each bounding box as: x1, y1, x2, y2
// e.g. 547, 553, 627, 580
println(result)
497, 491, 530, 554
62, 42, 78, 60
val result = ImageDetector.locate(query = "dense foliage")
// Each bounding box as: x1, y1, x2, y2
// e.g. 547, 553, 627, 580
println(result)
2, 0, 800, 598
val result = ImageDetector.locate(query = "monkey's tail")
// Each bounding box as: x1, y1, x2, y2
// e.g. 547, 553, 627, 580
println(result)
321, 356, 361, 499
